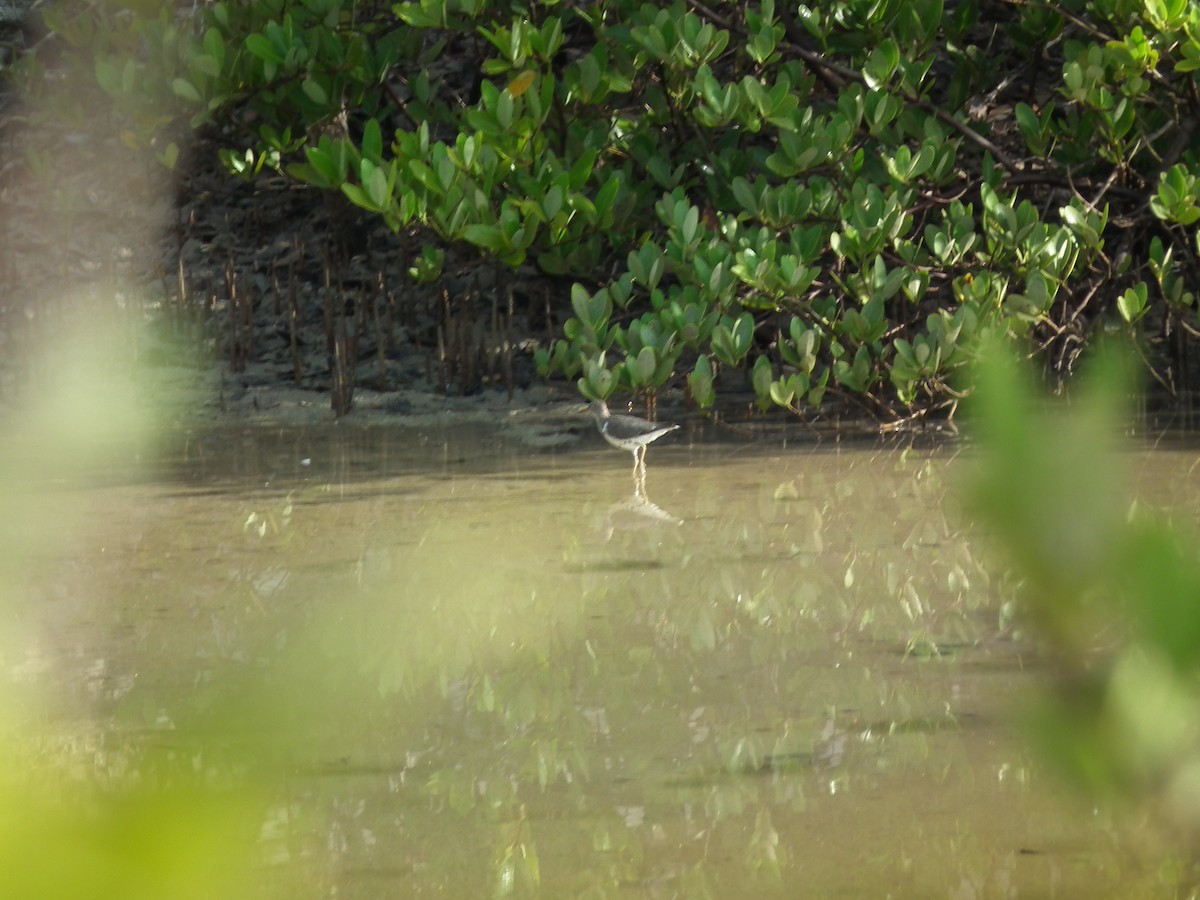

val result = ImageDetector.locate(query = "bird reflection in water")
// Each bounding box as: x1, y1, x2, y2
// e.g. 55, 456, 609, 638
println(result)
600, 486, 683, 540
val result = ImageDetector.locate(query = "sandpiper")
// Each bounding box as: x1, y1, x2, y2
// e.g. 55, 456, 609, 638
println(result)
589, 400, 680, 474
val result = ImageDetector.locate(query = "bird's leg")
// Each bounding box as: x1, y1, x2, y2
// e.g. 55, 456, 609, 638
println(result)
635, 446, 649, 495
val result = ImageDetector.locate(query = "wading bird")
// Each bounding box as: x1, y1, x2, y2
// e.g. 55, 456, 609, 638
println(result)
589, 400, 680, 478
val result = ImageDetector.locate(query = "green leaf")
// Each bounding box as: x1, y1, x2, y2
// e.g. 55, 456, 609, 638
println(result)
463, 223, 507, 253
203, 27, 226, 67
863, 39, 900, 90
365, 163, 389, 208
158, 141, 180, 170
681, 204, 699, 245
579, 356, 615, 399
630, 346, 657, 385
394, 2, 440, 28
245, 33, 283, 65
769, 376, 796, 408
1117, 283, 1148, 324
341, 182, 372, 211
688, 355, 716, 408
301, 77, 327, 106
361, 118, 383, 162
171, 78, 202, 103
752, 354, 774, 403
542, 184, 564, 220
189, 53, 222, 80
408, 160, 439, 194
303, 144, 345, 186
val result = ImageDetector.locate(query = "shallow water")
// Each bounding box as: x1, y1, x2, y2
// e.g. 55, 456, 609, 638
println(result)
9, 418, 1196, 897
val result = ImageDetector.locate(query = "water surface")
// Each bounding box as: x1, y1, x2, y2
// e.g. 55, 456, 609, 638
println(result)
10, 418, 1188, 897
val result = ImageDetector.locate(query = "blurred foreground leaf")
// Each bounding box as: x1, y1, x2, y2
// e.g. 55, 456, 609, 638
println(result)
967, 338, 1200, 846
0, 311, 289, 899
0, 772, 264, 900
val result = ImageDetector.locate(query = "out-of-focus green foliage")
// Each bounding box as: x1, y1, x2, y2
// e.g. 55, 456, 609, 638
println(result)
0, 773, 264, 900
969, 338, 1200, 847
15, 0, 1200, 417
0, 313, 272, 899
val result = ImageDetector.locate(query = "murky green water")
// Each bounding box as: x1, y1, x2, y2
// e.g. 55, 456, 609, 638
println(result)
8, 418, 1193, 896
